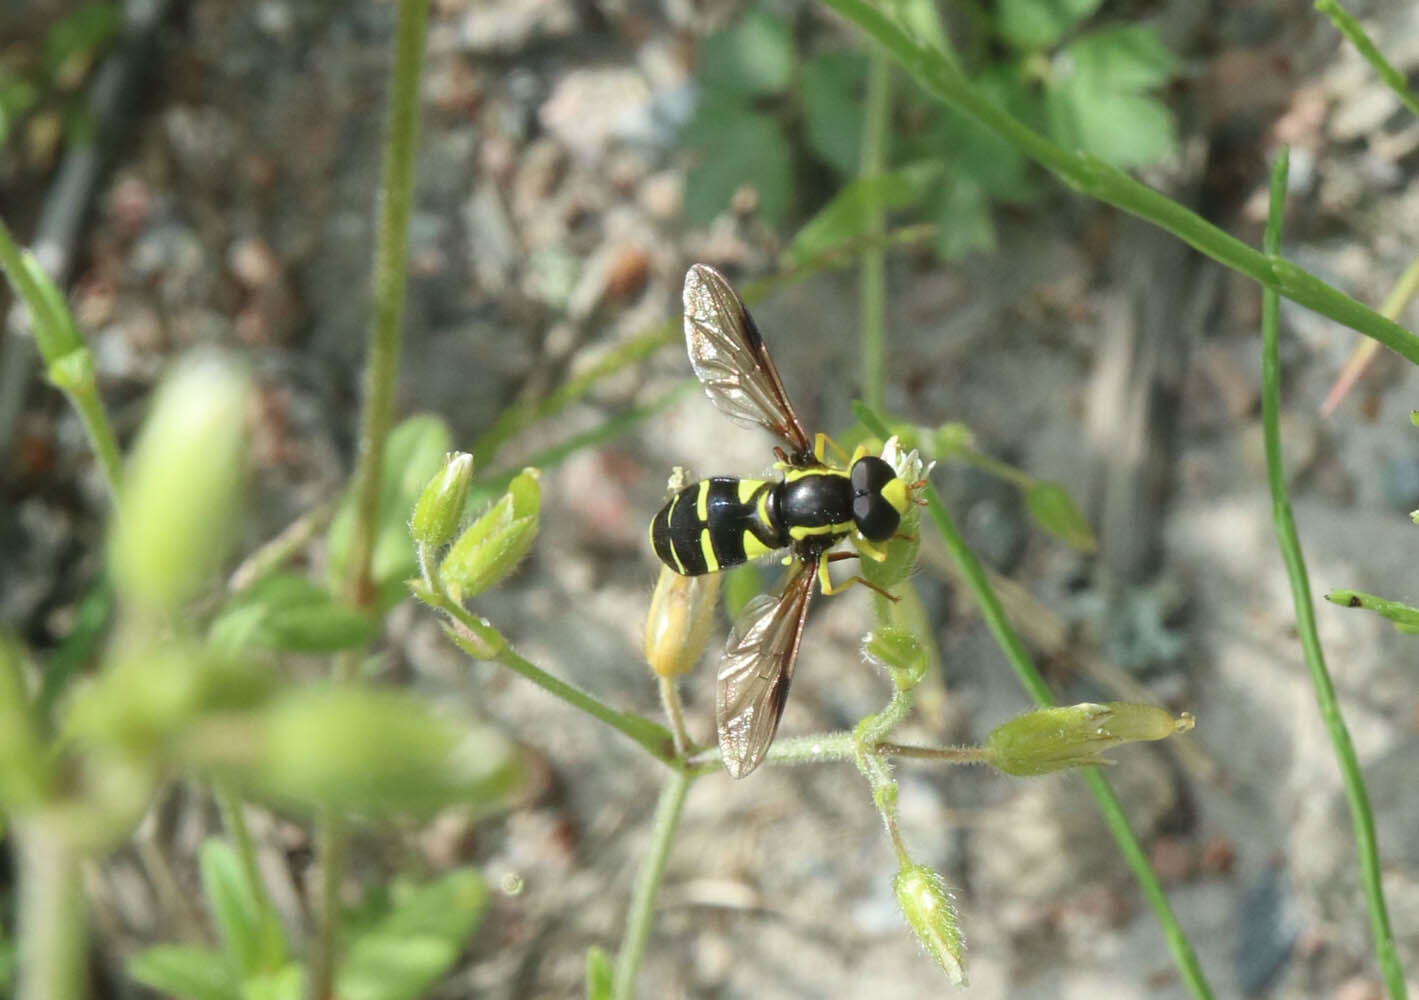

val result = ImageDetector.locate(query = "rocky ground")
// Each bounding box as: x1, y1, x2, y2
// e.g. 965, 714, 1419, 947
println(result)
3, 0, 1419, 997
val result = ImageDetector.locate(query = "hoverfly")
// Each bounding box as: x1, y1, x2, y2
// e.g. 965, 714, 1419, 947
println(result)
650, 264, 920, 777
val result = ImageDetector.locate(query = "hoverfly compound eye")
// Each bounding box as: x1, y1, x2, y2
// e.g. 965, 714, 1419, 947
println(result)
850, 456, 904, 542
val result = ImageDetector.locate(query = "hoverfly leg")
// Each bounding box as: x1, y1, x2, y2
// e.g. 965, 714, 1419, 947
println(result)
813, 432, 852, 466
815, 552, 900, 602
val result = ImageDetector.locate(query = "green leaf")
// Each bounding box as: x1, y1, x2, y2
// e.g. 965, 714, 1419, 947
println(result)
683, 102, 794, 227
241, 965, 304, 1000
337, 869, 489, 1000
784, 161, 941, 267
697, 8, 795, 98
128, 945, 240, 1000
995, 0, 1103, 49
1064, 26, 1176, 92
45, 2, 121, 78
252, 686, 518, 815
209, 574, 375, 654
800, 49, 867, 175
1325, 589, 1419, 635
1044, 76, 1176, 168
439, 469, 541, 600
199, 839, 286, 976
585, 946, 613, 1000
1023, 481, 1097, 552
931, 175, 997, 260
327, 415, 452, 611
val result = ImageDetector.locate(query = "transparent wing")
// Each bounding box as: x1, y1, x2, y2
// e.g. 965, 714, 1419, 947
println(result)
683, 263, 811, 457
715, 562, 817, 778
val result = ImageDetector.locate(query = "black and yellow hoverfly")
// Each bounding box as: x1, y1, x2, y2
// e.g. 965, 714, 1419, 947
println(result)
650, 264, 917, 778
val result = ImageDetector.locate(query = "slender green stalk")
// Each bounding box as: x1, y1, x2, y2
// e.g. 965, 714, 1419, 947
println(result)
1322, 255, 1419, 415
818, 0, 1419, 366
315, 3, 429, 998
876, 742, 990, 763
342, 0, 429, 612
855, 407, 1215, 999
310, 807, 346, 1000
859, 51, 892, 413
955, 444, 1033, 488
437, 598, 677, 765
0, 216, 121, 501
214, 783, 265, 912
62, 380, 123, 504
612, 770, 692, 1000
658, 677, 692, 757
1315, 0, 1419, 120
1259, 150, 1407, 998
15, 820, 84, 1000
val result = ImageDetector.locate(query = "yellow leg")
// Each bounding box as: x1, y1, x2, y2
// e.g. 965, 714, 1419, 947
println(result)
817, 552, 899, 601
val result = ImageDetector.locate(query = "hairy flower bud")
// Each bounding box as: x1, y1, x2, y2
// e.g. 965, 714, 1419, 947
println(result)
986, 702, 1194, 776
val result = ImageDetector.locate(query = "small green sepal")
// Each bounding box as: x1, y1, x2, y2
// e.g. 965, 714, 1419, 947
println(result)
19, 247, 84, 363
862, 626, 926, 692
439, 469, 540, 600
894, 863, 966, 986
986, 702, 1194, 776
411, 452, 474, 549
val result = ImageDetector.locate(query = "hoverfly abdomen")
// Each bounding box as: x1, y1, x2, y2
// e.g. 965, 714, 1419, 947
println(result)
650, 477, 785, 577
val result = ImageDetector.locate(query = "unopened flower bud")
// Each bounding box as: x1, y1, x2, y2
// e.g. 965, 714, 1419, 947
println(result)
644, 566, 720, 678
110, 354, 251, 611
986, 702, 1194, 776
439, 469, 540, 600
894, 863, 966, 985
411, 452, 473, 548
862, 626, 926, 691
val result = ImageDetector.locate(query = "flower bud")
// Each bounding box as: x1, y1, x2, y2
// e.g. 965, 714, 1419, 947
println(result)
986, 702, 1194, 776
644, 566, 720, 678
110, 354, 251, 611
894, 863, 966, 985
439, 469, 540, 600
862, 626, 925, 691
411, 452, 474, 548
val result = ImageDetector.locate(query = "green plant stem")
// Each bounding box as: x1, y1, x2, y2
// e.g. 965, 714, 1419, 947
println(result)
436, 597, 677, 766
818, 0, 1419, 366
15, 820, 84, 1000
1315, 0, 1419, 120
310, 807, 346, 1000
342, 0, 429, 613
313, 3, 428, 998
859, 51, 892, 413
855, 406, 1215, 999
954, 444, 1033, 488
876, 742, 990, 763
658, 676, 692, 757
57, 369, 123, 504
612, 769, 692, 1000
0, 218, 121, 502
1259, 150, 1407, 999
214, 783, 264, 912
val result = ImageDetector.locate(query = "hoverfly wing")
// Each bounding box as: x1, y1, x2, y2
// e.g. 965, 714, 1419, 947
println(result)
683, 264, 812, 459
715, 562, 817, 778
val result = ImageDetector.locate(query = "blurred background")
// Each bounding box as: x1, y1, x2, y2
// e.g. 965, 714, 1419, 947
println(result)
2, 0, 1419, 996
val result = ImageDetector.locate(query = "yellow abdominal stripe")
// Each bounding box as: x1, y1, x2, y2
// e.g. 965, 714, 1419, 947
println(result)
699, 530, 719, 572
